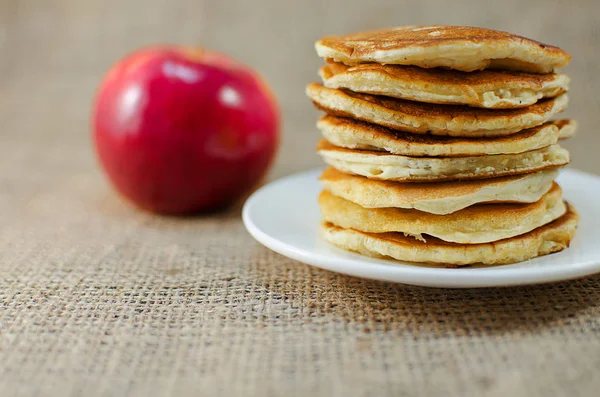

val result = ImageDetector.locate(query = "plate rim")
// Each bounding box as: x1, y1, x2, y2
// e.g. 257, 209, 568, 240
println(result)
243, 167, 600, 288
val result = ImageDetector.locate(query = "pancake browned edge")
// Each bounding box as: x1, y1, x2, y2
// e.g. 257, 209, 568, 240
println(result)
316, 25, 571, 73
306, 83, 568, 137
320, 62, 569, 108
318, 115, 564, 156
318, 184, 565, 244
317, 139, 570, 182
320, 203, 578, 267
319, 167, 559, 214
552, 119, 577, 140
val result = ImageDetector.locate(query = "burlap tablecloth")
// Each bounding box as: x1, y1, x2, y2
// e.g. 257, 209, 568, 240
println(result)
2, 123, 600, 397
2, 1, 600, 396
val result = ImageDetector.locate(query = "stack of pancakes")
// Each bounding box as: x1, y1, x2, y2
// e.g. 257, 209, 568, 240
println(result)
306, 26, 579, 267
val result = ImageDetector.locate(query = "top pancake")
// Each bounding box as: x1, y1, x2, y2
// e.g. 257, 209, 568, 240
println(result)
320, 62, 569, 109
316, 26, 571, 73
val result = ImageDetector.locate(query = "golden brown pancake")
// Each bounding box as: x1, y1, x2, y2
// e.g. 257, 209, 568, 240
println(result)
320, 203, 578, 266
318, 184, 566, 244
317, 139, 570, 182
307, 83, 568, 137
320, 62, 569, 108
318, 115, 564, 156
319, 167, 559, 214
316, 26, 570, 73
552, 119, 577, 140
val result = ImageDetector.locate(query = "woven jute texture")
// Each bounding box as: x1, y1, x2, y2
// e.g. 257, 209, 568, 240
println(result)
2, 0, 600, 396
2, 139, 600, 397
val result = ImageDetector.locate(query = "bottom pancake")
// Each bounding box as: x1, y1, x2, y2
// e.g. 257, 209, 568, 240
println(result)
320, 203, 578, 267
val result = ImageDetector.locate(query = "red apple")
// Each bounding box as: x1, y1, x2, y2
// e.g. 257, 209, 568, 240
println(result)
92, 46, 280, 214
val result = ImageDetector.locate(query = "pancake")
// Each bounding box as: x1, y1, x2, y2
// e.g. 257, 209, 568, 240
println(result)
315, 26, 571, 73
320, 62, 569, 108
318, 184, 566, 244
319, 167, 559, 215
317, 140, 570, 182
320, 203, 578, 266
306, 83, 568, 137
318, 116, 564, 156
552, 119, 577, 140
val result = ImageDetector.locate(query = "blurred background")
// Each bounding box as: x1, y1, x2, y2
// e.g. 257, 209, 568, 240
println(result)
0, 0, 598, 183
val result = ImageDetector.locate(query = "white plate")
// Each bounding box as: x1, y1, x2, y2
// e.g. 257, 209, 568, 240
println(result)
243, 168, 600, 288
